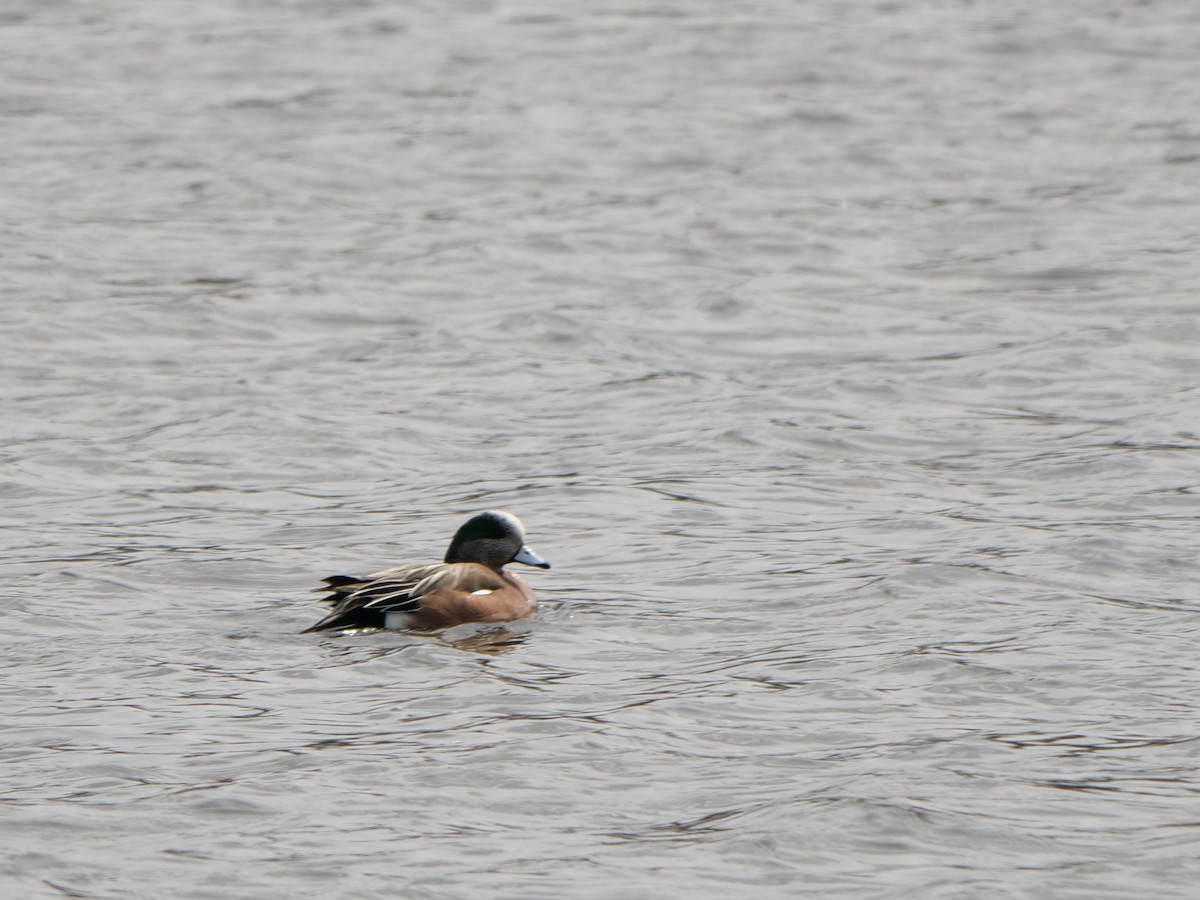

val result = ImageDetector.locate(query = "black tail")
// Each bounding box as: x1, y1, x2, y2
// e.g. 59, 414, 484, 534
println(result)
321, 574, 363, 588
302, 606, 388, 634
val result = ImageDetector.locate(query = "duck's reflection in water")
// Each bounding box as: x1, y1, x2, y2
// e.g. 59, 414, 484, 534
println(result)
440, 625, 531, 656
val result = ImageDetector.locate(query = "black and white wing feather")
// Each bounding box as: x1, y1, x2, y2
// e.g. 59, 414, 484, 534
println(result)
302, 563, 445, 633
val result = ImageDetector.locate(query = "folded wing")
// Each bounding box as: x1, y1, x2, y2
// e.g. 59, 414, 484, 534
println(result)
301, 563, 445, 632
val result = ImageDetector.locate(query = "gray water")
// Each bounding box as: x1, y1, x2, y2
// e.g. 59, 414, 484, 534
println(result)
4, 1, 1200, 897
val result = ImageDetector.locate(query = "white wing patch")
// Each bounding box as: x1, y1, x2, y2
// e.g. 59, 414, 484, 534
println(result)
384, 611, 417, 630
471, 589, 495, 596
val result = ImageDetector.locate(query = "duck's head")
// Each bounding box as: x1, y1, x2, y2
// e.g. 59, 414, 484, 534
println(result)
445, 510, 551, 572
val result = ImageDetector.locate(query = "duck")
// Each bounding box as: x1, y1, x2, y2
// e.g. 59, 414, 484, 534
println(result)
302, 510, 550, 633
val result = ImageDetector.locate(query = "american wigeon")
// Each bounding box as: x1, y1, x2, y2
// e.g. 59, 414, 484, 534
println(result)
302, 510, 550, 633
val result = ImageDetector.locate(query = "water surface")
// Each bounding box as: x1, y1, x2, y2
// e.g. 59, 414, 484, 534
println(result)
3, 1, 1200, 898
